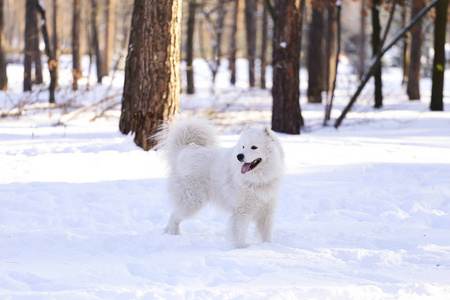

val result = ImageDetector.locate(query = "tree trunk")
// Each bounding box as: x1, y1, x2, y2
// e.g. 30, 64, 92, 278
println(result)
52, 0, 59, 85
430, 0, 448, 111
91, 0, 103, 83
229, 0, 239, 85
325, 0, 337, 94
24, 0, 36, 91
32, 5, 43, 85
372, 0, 383, 108
119, 0, 181, 151
407, 0, 425, 100
401, 4, 409, 85
245, 0, 257, 87
359, 0, 366, 79
260, 2, 268, 89
104, 0, 115, 76
0, 0, 7, 91
272, 0, 304, 134
307, 0, 324, 103
36, 2, 56, 103
186, 0, 195, 94
72, 0, 81, 90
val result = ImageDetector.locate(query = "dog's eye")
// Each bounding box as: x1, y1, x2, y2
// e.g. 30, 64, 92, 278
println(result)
251, 146, 258, 150
242, 146, 245, 149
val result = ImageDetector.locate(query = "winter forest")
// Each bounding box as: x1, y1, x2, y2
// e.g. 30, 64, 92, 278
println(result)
1, 0, 450, 299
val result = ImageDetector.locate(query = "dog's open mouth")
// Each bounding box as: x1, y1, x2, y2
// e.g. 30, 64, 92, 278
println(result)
241, 158, 262, 174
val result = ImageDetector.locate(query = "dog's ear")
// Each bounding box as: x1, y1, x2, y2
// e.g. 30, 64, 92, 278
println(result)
242, 124, 251, 132
264, 126, 276, 140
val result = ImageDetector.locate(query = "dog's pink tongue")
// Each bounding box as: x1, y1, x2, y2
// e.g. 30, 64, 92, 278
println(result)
241, 163, 251, 174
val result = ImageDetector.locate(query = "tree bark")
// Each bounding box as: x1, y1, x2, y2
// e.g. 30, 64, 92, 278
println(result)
0, 0, 7, 90
119, 0, 181, 151
430, 0, 448, 111
91, 0, 103, 83
52, 0, 59, 85
245, 0, 257, 87
72, 0, 81, 90
260, 2, 268, 89
24, 0, 36, 91
272, 0, 304, 134
36, 1, 56, 103
307, 0, 324, 103
32, 3, 43, 85
229, 0, 239, 85
104, 0, 115, 76
186, 0, 195, 94
372, 0, 383, 108
407, 0, 425, 100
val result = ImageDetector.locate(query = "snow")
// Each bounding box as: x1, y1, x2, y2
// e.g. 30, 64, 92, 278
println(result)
1, 56, 450, 299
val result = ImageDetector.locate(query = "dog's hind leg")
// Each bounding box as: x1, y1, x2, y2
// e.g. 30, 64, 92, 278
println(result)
165, 189, 206, 235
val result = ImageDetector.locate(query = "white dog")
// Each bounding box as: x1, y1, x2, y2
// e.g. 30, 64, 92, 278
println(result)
155, 117, 284, 248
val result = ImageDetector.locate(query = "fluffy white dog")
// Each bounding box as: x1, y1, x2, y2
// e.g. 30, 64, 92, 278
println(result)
155, 117, 284, 248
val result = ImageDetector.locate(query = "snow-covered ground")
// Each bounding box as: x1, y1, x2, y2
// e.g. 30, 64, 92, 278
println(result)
1, 57, 450, 299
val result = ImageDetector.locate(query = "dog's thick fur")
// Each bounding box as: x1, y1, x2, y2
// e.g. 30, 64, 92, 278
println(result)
155, 117, 284, 248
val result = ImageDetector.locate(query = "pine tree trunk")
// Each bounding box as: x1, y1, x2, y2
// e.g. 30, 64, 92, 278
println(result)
186, 0, 195, 94
72, 0, 81, 90
407, 0, 425, 100
104, 0, 115, 76
372, 0, 383, 108
119, 0, 181, 151
430, 0, 448, 111
229, 0, 239, 85
0, 0, 7, 91
272, 0, 304, 134
24, 0, 36, 91
359, 0, 366, 80
245, 0, 257, 87
307, 0, 324, 103
91, 0, 103, 83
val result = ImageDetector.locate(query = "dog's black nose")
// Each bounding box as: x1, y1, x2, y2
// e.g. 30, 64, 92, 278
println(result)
237, 154, 244, 162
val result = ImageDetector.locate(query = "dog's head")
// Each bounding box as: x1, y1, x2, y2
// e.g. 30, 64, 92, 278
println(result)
235, 125, 284, 181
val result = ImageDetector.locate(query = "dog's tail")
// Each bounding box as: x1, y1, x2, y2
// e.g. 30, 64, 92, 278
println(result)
153, 116, 219, 167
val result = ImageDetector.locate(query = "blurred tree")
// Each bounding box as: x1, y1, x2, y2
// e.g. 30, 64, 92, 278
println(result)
72, 0, 81, 90
430, 0, 448, 111
372, 0, 383, 108
90, 0, 103, 83
119, 0, 181, 151
407, 0, 425, 100
229, 0, 240, 85
104, 0, 115, 76
0, 0, 7, 90
260, 1, 268, 89
52, 0, 59, 85
272, 0, 304, 134
186, 0, 196, 94
24, 0, 37, 91
245, 0, 257, 87
307, 0, 324, 103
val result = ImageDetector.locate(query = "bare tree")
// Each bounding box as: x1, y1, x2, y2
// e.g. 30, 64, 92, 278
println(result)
119, 0, 182, 150
430, 0, 448, 111
24, 0, 37, 91
372, 0, 383, 108
260, 2, 268, 89
271, 0, 304, 134
245, 0, 257, 87
229, 0, 239, 85
0, 0, 7, 90
407, 0, 425, 100
307, 0, 324, 103
104, 0, 115, 76
72, 0, 81, 90
186, 0, 196, 94
52, 0, 59, 85
91, 0, 103, 83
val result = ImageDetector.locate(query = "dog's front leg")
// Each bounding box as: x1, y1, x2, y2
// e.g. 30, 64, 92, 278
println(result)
231, 211, 251, 248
